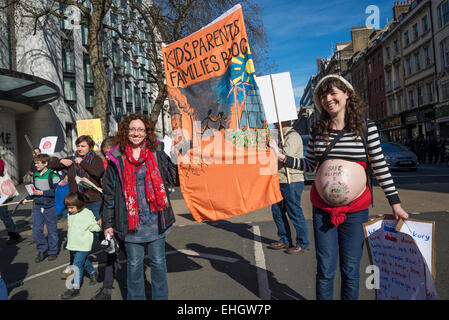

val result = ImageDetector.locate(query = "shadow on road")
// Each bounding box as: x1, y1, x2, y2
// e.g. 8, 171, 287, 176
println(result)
185, 243, 306, 300
205, 220, 276, 245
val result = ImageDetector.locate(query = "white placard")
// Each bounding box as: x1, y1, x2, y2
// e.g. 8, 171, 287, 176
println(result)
25, 184, 36, 196
39, 136, 58, 155
363, 217, 437, 300
257, 72, 298, 124
163, 136, 173, 158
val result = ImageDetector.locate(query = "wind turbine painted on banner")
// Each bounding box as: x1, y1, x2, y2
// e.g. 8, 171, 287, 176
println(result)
227, 71, 253, 130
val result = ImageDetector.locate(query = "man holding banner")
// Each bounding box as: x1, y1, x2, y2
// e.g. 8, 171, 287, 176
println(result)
269, 121, 309, 254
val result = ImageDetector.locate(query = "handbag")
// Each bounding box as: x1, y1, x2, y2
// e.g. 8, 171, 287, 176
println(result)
158, 204, 175, 234
0, 171, 19, 204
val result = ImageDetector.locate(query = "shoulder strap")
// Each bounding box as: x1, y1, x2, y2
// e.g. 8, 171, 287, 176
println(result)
316, 130, 346, 171
360, 119, 374, 207
47, 170, 55, 189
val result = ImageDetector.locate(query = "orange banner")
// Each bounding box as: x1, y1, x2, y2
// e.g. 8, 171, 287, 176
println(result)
162, 5, 282, 222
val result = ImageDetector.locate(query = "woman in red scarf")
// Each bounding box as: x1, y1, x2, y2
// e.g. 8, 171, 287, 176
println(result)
102, 114, 175, 300
271, 75, 409, 300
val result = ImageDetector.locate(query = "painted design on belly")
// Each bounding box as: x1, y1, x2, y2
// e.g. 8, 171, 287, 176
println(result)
322, 181, 350, 204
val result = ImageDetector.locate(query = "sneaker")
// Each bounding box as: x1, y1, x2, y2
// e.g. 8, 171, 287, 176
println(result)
61, 266, 74, 279
35, 251, 48, 263
268, 241, 289, 250
285, 245, 306, 254
91, 287, 112, 300
48, 254, 58, 261
60, 289, 80, 300
89, 272, 98, 286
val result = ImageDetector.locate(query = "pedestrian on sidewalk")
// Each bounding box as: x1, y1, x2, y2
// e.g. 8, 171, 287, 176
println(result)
0, 154, 22, 245
60, 191, 102, 299
269, 121, 310, 254
102, 113, 175, 300
271, 74, 409, 300
21, 153, 60, 262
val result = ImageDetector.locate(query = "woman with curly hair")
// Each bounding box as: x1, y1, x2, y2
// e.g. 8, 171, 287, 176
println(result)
271, 74, 408, 300
101, 113, 175, 300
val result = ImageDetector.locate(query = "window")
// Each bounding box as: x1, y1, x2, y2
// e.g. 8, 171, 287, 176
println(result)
394, 65, 400, 88
406, 57, 412, 75
394, 40, 399, 54
422, 16, 429, 32
397, 94, 402, 112
415, 52, 421, 71
81, 25, 88, 46
440, 39, 449, 68
114, 79, 122, 98
441, 80, 449, 101
134, 87, 142, 111
417, 85, 423, 105
404, 31, 410, 46
62, 49, 75, 73
424, 46, 431, 66
408, 90, 414, 108
85, 86, 94, 110
386, 71, 392, 91
426, 83, 433, 103
412, 24, 419, 40
83, 54, 93, 83
112, 44, 120, 65
438, 1, 449, 28
63, 77, 76, 101
375, 79, 378, 93
380, 77, 383, 92
125, 82, 132, 104
386, 47, 391, 60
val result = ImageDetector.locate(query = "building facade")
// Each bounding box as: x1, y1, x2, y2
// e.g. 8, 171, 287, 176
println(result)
432, 0, 449, 137
0, 0, 168, 182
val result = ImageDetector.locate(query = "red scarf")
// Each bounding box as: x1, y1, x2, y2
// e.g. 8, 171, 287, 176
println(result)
310, 161, 371, 227
124, 142, 168, 230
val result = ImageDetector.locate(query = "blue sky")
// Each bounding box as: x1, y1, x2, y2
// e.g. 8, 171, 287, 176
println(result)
257, 0, 397, 105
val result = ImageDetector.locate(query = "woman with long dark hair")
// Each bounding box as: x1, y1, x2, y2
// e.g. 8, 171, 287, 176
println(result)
271, 74, 408, 300
102, 113, 175, 300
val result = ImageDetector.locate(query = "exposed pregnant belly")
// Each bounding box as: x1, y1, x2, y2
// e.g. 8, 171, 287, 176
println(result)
314, 159, 367, 206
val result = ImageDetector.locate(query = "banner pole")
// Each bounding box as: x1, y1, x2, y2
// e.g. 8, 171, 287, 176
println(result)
270, 74, 291, 184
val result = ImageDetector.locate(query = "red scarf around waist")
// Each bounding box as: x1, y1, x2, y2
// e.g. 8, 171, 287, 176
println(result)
311, 161, 371, 227
124, 142, 168, 231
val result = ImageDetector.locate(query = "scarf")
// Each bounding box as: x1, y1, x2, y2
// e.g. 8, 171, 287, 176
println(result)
71, 150, 96, 178
123, 141, 168, 231
310, 161, 371, 227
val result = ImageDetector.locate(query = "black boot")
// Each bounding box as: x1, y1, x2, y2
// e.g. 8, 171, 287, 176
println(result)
6, 232, 23, 245
61, 288, 80, 299
91, 287, 112, 300
89, 271, 98, 285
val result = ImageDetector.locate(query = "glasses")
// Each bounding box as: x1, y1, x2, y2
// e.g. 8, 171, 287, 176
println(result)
128, 128, 146, 133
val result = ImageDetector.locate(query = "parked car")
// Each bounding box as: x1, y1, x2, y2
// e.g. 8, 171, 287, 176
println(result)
301, 134, 316, 184
381, 142, 418, 171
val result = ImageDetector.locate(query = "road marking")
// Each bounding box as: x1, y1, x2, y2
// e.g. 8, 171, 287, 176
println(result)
6, 263, 70, 289
166, 249, 238, 263
252, 225, 271, 300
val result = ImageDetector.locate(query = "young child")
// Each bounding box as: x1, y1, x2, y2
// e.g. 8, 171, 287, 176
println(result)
60, 191, 102, 300
23, 153, 60, 262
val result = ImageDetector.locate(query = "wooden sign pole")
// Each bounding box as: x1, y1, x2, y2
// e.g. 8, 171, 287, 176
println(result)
270, 74, 291, 184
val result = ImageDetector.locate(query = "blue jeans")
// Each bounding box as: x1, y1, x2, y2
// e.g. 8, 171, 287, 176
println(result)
70, 250, 96, 289
125, 238, 168, 300
85, 201, 102, 221
0, 206, 18, 233
32, 206, 59, 255
271, 182, 309, 248
312, 206, 369, 300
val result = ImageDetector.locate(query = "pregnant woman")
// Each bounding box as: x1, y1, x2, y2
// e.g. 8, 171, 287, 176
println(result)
271, 74, 409, 300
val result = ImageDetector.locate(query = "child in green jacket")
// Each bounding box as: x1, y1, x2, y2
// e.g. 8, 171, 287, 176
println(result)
60, 192, 101, 300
